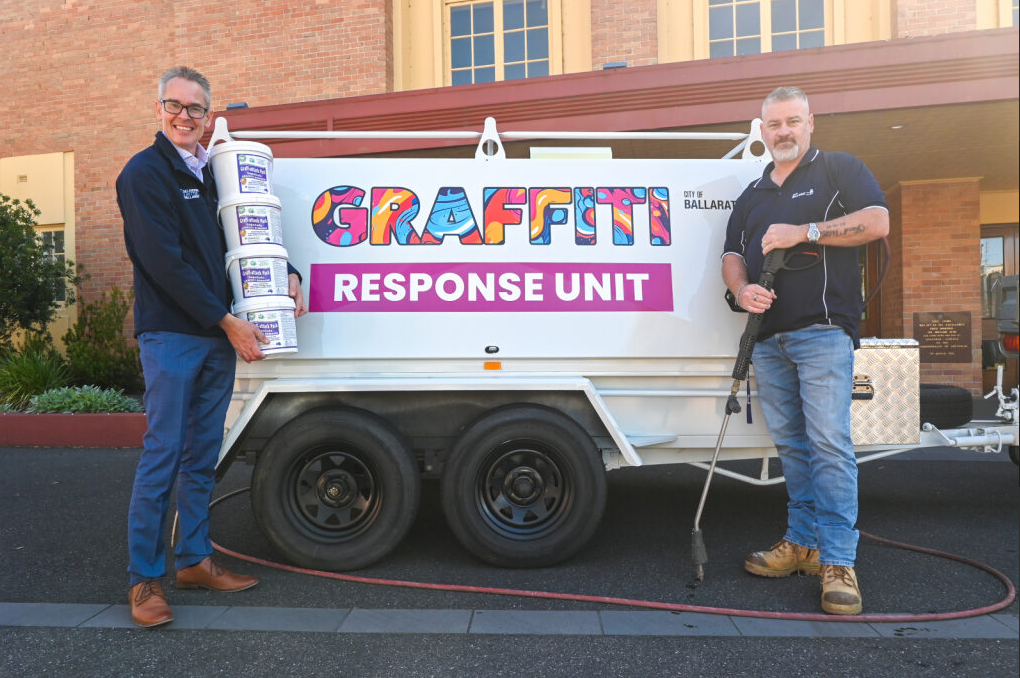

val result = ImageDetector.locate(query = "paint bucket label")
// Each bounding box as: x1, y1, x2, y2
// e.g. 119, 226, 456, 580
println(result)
237, 154, 271, 194
225, 244, 290, 301
238, 255, 290, 297
210, 140, 274, 202
233, 296, 297, 357
219, 196, 284, 250
237, 204, 281, 244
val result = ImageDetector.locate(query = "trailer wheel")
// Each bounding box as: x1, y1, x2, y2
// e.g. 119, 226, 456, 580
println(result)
440, 405, 607, 567
251, 408, 420, 571
919, 383, 973, 430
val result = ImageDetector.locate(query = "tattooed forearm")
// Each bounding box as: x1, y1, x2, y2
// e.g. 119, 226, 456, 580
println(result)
820, 221, 866, 239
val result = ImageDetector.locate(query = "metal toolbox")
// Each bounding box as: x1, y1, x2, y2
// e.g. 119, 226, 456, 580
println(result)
850, 338, 919, 446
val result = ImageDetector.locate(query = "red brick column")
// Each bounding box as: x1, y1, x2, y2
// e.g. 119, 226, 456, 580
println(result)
590, 0, 658, 68
894, 0, 978, 37
884, 179, 983, 393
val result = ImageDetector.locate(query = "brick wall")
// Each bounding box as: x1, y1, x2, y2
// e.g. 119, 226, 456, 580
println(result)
894, 0, 978, 37
0, 0, 390, 307
590, 0, 658, 69
886, 180, 983, 393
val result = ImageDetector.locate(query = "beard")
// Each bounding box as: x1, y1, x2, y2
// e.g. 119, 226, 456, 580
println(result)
769, 141, 801, 162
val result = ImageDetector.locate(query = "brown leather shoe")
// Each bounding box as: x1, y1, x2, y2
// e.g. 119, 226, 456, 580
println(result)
129, 580, 172, 628
745, 539, 820, 577
176, 557, 258, 592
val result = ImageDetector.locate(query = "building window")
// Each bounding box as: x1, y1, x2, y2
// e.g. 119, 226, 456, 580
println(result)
770, 0, 824, 51
37, 227, 66, 302
708, 0, 826, 58
448, 0, 550, 85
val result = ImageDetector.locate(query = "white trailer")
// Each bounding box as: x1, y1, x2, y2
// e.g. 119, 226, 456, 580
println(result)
210, 118, 1019, 571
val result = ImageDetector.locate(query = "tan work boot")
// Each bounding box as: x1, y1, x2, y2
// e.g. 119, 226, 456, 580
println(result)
820, 564, 863, 615
744, 540, 820, 577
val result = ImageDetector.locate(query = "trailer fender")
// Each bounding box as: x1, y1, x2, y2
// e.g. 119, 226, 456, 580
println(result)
217, 376, 643, 475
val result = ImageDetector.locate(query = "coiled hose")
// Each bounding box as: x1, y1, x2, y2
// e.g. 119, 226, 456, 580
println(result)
209, 487, 1015, 623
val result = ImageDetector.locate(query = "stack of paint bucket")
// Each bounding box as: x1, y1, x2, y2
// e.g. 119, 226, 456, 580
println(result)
210, 139, 298, 357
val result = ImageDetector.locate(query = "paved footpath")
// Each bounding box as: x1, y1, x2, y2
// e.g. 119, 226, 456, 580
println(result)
2, 601, 1018, 639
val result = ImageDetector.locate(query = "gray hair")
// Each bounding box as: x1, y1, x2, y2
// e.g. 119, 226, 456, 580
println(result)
158, 66, 211, 108
762, 86, 809, 115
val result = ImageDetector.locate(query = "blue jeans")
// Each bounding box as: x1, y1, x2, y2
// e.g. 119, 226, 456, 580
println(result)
127, 331, 235, 585
752, 324, 858, 567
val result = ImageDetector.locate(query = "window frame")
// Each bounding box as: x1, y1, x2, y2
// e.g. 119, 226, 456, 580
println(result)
696, 0, 832, 60
443, 0, 563, 86
35, 225, 68, 304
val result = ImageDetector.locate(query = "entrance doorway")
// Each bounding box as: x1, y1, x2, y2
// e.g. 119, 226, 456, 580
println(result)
980, 223, 1019, 394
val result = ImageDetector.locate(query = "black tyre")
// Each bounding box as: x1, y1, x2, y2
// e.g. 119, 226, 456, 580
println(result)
919, 383, 973, 430
440, 405, 607, 567
251, 407, 420, 570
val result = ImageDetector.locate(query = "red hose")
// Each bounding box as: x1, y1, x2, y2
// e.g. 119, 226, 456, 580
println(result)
210, 489, 1015, 623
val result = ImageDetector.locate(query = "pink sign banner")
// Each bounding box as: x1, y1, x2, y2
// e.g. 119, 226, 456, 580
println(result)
309, 262, 673, 313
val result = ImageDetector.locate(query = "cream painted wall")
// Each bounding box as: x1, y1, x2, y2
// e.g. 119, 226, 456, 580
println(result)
980, 190, 1020, 224
0, 153, 66, 225
976, 0, 1017, 27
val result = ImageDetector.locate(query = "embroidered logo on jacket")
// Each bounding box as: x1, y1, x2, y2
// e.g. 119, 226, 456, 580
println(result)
180, 188, 201, 200
791, 189, 814, 199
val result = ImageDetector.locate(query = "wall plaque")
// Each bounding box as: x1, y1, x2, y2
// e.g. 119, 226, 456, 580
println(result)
913, 311, 971, 363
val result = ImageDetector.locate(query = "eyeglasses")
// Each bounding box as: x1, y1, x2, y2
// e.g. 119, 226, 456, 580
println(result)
159, 99, 210, 119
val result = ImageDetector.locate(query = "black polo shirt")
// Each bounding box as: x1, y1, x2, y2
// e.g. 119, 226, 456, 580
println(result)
722, 147, 887, 348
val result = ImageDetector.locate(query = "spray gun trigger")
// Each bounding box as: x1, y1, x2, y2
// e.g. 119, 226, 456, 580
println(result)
726, 395, 742, 414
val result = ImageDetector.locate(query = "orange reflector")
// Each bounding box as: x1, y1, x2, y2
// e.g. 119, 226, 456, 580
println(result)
484, 361, 502, 370
1004, 334, 1019, 353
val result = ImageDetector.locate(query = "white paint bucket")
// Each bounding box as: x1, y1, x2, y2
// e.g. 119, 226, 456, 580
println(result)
233, 295, 298, 357
210, 140, 274, 200
219, 195, 284, 250
225, 243, 291, 301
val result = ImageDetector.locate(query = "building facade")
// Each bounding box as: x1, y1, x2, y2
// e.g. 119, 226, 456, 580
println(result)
0, 0, 1016, 392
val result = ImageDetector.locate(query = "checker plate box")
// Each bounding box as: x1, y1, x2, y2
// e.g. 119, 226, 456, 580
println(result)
850, 338, 919, 445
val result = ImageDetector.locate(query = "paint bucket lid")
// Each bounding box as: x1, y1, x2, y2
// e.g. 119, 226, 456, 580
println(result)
225, 243, 289, 266
209, 139, 274, 160
232, 295, 296, 315
218, 193, 282, 215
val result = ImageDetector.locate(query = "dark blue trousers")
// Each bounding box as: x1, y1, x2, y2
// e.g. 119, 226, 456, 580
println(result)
127, 331, 235, 585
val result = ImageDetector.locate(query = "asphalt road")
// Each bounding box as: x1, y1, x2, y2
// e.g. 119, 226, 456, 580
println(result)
1, 443, 1017, 677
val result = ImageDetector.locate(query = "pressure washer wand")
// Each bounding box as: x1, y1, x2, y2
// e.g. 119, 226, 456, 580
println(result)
692, 248, 785, 581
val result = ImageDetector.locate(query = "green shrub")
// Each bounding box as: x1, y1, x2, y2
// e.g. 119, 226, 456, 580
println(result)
63, 287, 143, 393
0, 335, 70, 409
0, 194, 80, 345
27, 385, 144, 413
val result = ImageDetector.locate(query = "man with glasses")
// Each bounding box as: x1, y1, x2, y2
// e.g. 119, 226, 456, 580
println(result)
117, 66, 307, 627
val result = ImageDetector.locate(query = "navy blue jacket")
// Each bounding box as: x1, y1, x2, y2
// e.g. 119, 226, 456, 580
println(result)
118, 132, 232, 337
118, 132, 299, 338
723, 147, 887, 348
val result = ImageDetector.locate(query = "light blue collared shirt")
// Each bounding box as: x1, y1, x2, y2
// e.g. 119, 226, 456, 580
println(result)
173, 143, 209, 183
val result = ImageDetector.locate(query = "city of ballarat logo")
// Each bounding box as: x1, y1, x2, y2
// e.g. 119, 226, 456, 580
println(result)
180, 188, 200, 200
684, 198, 735, 210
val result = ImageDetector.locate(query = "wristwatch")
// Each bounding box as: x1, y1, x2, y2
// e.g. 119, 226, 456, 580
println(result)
807, 222, 820, 244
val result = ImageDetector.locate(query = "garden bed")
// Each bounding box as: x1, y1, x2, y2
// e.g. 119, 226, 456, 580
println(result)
0, 412, 146, 448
